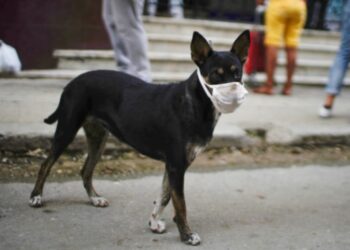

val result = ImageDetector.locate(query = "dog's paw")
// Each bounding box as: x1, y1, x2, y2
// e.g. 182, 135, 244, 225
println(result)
149, 218, 166, 234
183, 233, 201, 246
90, 196, 109, 207
29, 195, 43, 208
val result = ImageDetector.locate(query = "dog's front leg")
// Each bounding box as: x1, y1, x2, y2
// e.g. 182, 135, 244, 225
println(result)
168, 169, 201, 246
149, 171, 170, 233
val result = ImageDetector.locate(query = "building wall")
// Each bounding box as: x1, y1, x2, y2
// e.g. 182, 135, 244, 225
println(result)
0, 0, 109, 69
0, 0, 255, 69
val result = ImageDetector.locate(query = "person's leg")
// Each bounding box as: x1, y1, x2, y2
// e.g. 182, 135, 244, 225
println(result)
318, 0, 329, 29
283, 0, 306, 95
265, 45, 278, 90
254, 1, 283, 95
169, 0, 184, 18
323, 94, 336, 108
306, 0, 316, 28
102, 0, 132, 72
283, 47, 297, 95
320, 0, 350, 117
112, 0, 152, 82
147, 0, 158, 16
322, 33, 350, 107
320, 46, 348, 117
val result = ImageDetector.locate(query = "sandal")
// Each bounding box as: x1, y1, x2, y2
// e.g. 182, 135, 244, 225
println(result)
253, 85, 274, 95
281, 86, 292, 96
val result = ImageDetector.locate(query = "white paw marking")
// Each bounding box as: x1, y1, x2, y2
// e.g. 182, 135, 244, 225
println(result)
29, 195, 43, 207
90, 196, 109, 207
185, 233, 201, 246
149, 217, 166, 234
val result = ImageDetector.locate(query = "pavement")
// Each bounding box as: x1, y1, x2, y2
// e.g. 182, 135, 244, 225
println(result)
1, 165, 350, 250
0, 77, 349, 151
1, 77, 350, 250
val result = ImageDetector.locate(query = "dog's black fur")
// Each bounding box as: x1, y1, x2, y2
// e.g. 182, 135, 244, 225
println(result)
29, 30, 250, 245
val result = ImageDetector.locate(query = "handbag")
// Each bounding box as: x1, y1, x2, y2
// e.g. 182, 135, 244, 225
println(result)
244, 5, 266, 76
244, 31, 265, 75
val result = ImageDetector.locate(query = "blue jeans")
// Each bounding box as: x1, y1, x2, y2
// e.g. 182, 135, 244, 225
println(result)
325, 0, 350, 95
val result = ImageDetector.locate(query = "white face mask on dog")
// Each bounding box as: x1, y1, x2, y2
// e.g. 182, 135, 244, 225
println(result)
197, 69, 248, 113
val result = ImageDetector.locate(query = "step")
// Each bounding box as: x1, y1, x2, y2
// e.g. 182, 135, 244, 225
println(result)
143, 17, 341, 46
245, 73, 350, 87
13, 69, 350, 87
144, 17, 253, 40
16, 69, 87, 80
54, 50, 349, 78
54, 50, 116, 70
275, 58, 350, 78
147, 33, 233, 53
54, 50, 193, 71
147, 34, 340, 60
14, 69, 185, 84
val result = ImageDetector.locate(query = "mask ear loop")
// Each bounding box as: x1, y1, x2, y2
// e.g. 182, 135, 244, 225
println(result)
196, 68, 222, 112
196, 68, 212, 96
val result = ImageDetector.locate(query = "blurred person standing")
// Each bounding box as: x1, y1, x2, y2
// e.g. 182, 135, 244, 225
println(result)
324, 0, 344, 31
254, 0, 306, 95
147, 0, 184, 18
306, 0, 329, 30
319, 0, 350, 118
102, 0, 152, 82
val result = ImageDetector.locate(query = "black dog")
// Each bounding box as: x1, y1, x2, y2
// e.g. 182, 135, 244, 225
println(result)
29, 30, 250, 245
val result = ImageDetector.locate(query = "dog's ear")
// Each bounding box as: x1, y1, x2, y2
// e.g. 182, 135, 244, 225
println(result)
231, 30, 250, 65
191, 31, 213, 66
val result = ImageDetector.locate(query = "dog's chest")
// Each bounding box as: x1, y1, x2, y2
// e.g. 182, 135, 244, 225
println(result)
186, 110, 220, 163
186, 143, 205, 164
213, 109, 221, 127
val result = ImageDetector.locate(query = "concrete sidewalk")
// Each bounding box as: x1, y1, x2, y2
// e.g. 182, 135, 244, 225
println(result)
1, 166, 350, 250
0, 77, 349, 151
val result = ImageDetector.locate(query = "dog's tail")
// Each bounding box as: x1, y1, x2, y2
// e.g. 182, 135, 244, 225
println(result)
44, 108, 59, 124
44, 87, 68, 125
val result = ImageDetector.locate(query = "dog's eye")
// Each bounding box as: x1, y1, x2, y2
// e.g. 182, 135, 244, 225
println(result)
230, 65, 237, 72
230, 65, 240, 78
217, 68, 224, 75
210, 71, 222, 83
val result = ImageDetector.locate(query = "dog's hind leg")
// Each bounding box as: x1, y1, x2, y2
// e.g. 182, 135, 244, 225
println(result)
81, 118, 109, 207
149, 170, 171, 233
29, 95, 87, 208
29, 117, 83, 207
28, 152, 57, 207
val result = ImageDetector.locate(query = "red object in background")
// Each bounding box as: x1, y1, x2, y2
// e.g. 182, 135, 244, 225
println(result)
244, 31, 265, 74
